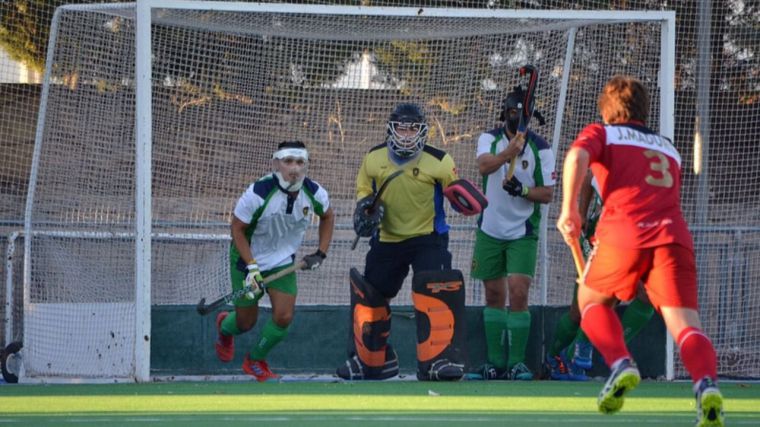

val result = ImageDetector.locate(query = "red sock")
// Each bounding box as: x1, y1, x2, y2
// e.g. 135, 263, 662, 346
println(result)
580, 303, 631, 367
677, 327, 717, 383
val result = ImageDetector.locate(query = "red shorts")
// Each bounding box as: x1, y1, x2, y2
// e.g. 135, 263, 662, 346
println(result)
584, 242, 698, 310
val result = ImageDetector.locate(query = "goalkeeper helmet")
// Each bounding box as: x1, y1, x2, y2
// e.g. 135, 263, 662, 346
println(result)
386, 103, 428, 163
499, 85, 524, 135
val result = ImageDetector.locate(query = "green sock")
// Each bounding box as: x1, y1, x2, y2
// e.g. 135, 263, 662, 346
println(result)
482, 307, 508, 370
221, 311, 242, 336
507, 310, 531, 368
549, 312, 580, 357
250, 319, 289, 361
564, 328, 590, 360
622, 298, 655, 343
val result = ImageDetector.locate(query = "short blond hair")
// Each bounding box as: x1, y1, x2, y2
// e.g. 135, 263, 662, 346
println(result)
597, 75, 650, 124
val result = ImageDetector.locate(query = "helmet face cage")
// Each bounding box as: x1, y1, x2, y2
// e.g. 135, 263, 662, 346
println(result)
386, 104, 428, 159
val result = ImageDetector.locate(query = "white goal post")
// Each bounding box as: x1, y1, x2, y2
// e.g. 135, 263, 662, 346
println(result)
24, 2, 675, 382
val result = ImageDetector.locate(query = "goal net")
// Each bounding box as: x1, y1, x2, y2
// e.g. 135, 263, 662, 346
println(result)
24, 2, 674, 381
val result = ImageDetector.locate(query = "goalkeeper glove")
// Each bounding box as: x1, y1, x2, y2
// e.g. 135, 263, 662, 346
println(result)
353, 195, 384, 237
244, 261, 264, 300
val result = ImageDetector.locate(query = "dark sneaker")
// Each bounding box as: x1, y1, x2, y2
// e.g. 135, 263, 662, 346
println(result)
419, 359, 464, 381
477, 363, 509, 380
572, 340, 594, 370
509, 362, 534, 381
242, 354, 279, 382
694, 377, 724, 427
597, 358, 640, 414
214, 311, 234, 363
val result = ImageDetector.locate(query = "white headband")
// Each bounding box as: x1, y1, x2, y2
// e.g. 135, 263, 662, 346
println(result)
273, 148, 308, 161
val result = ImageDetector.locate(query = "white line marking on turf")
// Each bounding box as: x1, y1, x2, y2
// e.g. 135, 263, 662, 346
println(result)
1, 417, 757, 425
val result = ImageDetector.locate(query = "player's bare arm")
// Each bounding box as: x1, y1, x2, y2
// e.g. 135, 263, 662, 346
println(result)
557, 146, 590, 244
317, 206, 335, 255
522, 185, 553, 204
578, 170, 594, 231
477, 131, 526, 176
231, 216, 254, 265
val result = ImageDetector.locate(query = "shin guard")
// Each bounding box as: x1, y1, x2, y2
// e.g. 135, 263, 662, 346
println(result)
412, 270, 466, 381
336, 268, 399, 380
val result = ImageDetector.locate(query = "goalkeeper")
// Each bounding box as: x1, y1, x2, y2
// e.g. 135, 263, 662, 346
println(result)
337, 103, 482, 382
545, 171, 655, 381
214, 141, 335, 382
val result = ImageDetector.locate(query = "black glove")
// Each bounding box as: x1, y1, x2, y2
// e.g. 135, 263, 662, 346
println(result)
353, 195, 384, 237
503, 176, 528, 197
302, 249, 327, 270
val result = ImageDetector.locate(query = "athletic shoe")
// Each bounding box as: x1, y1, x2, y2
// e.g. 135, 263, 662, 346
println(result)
242, 354, 280, 382
597, 358, 640, 414
572, 340, 594, 370
214, 311, 234, 363
509, 362, 534, 381
694, 377, 724, 427
476, 363, 509, 380
545, 354, 570, 380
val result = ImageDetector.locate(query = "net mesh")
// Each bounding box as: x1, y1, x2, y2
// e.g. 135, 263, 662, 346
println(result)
24, 4, 668, 379
0, 1, 755, 380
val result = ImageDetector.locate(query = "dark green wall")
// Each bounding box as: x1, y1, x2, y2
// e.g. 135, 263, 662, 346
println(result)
151, 305, 665, 378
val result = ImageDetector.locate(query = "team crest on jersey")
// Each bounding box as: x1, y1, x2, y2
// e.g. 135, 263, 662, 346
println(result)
413, 167, 420, 176
522, 160, 529, 170
303, 206, 309, 215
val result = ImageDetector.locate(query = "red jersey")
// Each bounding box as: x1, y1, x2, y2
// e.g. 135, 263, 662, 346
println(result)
571, 122, 693, 250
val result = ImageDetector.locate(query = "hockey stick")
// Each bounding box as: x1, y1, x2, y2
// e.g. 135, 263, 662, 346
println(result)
569, 239, 586, 280
350, 169, 404, 250
196, 260, 307, 316
506, 64, 539, 180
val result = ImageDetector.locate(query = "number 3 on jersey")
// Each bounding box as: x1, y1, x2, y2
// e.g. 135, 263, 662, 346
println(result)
643, 149, 674, 188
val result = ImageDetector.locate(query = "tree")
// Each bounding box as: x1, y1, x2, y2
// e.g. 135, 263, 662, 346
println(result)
0, 1, 86, 72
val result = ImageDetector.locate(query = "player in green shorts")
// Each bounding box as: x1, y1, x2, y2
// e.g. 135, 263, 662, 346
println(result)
215, 141, 335, 382
471, 86, 555, 380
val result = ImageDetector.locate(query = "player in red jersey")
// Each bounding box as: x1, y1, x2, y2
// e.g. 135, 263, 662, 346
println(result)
556, 75, 724, 427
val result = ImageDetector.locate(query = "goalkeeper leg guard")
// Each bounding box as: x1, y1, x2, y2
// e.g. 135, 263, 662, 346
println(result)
412, 270, 466, 381
337, 268, 398, 380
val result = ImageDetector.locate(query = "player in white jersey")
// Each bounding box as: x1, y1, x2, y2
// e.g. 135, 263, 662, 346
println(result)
471, 86, 556, 380
214, 141, 335, 381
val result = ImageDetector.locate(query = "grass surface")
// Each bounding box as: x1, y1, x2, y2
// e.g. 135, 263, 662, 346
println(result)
1, 380, 759, 426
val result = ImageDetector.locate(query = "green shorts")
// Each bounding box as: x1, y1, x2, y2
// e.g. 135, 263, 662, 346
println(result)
471, 229, 538, 280
229, 252, 297, 307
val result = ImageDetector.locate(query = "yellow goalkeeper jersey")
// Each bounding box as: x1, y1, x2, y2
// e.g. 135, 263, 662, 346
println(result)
356, 143, 458, 242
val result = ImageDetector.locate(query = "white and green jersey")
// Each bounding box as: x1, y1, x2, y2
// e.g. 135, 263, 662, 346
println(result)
476, 128, 556, 240
233, 174, 330, 270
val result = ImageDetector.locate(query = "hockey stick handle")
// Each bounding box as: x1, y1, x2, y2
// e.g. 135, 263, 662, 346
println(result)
506, 65, 537, 180
350, 170, 404, 250
569, 239, 585, 279
196, 260, 307, 316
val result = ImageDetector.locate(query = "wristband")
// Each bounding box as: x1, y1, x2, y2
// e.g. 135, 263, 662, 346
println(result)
246, 262, 259, 271
315, 249, 327, 259
521, 186, 529, 197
